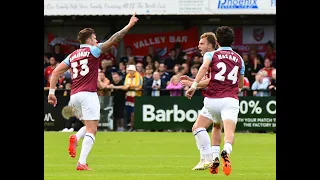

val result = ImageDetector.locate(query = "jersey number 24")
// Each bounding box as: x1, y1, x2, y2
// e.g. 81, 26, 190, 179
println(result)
214, 62, 239, 84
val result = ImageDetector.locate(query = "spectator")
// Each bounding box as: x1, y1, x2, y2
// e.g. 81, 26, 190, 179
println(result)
190, 65, 198, 79
100, 59, 113, 81
44, 56, 58, 87
127, 56, 136, 65
136, 62, 145, 77
259, 58, 275, 79
120, 46, 136, 64
190, 54, 201, 69
56, 73, 72, 96
181, 63, 191, 76
52, 44, 65, 62
100, 48, 116, 66
249, 48, 258, 65
149, 46, 159, 60
44, 54, 50, 69
144, 71, 167, 96
251, 71, 270, 97
123, 65, 143, 131
182, 54, 191, 66
242, 54, 253, 80
143, 54, 154, 68
264, 41, 276, 65
143, 65, 153, 84
238, 77, 250, 97
158, 62, 170, 84
173, 64, 184, 78
154, 60, 160, 71
268, 69, 276, 96
45, 45, 53, 59
174, 43, 186, 62
97, 71, 113, 130
164, 48, 180, 75
110, 72, 127, 132
249, 54, 264, 85
97, 71, 113, 97
166, 75, 183, 96
118, 62, 127, 80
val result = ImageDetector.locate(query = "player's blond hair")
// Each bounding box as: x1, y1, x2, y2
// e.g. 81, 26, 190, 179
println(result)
200, 32, 217, 47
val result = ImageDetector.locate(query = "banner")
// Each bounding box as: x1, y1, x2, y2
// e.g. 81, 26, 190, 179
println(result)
44, 95, 114, 131
98, 96, 114, 130
232, 26, 275, 56
134, 96, 276, 132
44, 96, 70, 131
47, 33, 118, 56
44, 0, 276, 16
123, 27, 199, 60
47, 33, 80, 55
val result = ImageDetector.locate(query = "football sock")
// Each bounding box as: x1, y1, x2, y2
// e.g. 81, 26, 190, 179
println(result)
194, 135, 205, 160
193, 128, 212, 161
212, 145, 220, 160
76, 126, 86, 141
79, 133, 95, 164
223, 142, 232, 155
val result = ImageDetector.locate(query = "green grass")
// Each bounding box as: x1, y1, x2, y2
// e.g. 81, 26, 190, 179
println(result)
44, 132, 276, 180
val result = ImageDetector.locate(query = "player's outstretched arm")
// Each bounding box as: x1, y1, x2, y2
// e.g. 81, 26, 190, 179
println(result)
99, 12, 139, 53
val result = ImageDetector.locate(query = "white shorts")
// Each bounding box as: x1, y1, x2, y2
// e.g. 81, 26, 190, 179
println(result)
199, 97, 239, 124
68, 92, 100, 121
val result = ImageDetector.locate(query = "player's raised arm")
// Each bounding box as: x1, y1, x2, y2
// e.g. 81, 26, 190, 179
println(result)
99, 12, 139, 53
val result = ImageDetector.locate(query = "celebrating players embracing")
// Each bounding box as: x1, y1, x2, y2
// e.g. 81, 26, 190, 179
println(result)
185, 26, 245, 176
47, 12, 139, 171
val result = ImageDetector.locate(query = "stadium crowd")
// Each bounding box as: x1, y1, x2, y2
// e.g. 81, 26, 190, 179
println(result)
44, 41, 276, 132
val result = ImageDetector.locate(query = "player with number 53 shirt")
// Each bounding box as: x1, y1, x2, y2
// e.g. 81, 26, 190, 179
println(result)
185, 26, 244, 176
47, 12, 139, 171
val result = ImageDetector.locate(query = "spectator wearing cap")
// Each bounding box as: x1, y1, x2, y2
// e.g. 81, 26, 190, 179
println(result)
122, 65, 143, 131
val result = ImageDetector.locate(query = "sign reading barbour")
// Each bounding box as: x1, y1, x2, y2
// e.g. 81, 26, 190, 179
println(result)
134, 96, 276, 132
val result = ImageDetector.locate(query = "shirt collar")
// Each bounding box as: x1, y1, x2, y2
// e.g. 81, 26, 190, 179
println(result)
217, 47, 233, 51
80, 44, 91, 48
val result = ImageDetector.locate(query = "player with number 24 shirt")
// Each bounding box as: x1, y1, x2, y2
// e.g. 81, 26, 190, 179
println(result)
185, 26, 244, 176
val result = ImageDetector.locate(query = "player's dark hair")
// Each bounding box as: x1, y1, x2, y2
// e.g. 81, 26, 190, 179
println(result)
200, 32, 217, 48
215, 26, 235, 47
78, 28, 96, 44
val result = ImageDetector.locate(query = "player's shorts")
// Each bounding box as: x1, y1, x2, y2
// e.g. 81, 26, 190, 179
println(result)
199, 97, 239, 124
69, 91, 100, 121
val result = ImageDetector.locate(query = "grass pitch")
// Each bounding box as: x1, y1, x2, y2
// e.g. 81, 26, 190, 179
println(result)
44, 132, 275, 180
